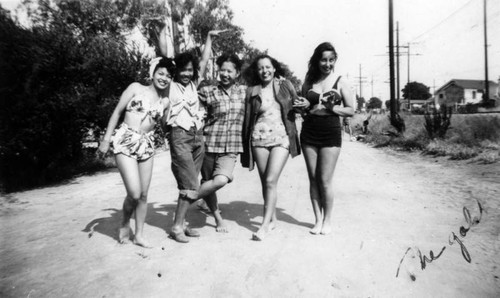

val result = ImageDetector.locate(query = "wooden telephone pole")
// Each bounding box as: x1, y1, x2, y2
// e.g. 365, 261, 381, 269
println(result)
483, 0, 489, 102
388, 0, 396, 121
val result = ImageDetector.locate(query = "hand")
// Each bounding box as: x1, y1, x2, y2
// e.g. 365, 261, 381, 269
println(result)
322, 97, 342, 111
293, 97, 310, 109
97, 140, 110, 159
208, 29, 230, 37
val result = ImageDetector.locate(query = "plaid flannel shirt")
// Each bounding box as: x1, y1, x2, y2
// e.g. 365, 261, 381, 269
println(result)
199, 83, 246, 153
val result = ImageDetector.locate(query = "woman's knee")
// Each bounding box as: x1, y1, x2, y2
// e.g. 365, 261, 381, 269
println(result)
213, 175, 229, 189
126, 191, 141, 201
263, 175, 279, 188
126, 188, 145, 201
139, 192, 148, 202
318, 177, 333, 192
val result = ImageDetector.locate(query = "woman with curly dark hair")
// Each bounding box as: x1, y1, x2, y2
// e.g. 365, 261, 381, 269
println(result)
164, 30, 226, 243
293, 42, 354, 235
242, 54, 301, 241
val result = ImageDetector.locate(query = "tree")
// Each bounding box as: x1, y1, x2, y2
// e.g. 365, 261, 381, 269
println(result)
0, 0, 304, 191
402, 81, 431, 100
366, 97, 382, 109
163, 0, 302, 87
0, 0, 148, 191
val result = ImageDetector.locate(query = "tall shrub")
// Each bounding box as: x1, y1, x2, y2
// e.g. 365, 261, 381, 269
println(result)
0, 2, 147, 191
424, 106, 452, 139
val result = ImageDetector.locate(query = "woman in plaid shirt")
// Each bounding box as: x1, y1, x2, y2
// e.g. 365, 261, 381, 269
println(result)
197, 53, 246, 233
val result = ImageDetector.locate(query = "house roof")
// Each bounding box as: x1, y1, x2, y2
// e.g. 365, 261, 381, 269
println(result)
435, 79, 499, 94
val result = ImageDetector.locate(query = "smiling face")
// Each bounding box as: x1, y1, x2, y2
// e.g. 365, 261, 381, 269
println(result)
257, 58, 276, 84
152, 67, 172, 90
319, 51, 336, 75
218, 61, 239, 88
177, 61, 194, 86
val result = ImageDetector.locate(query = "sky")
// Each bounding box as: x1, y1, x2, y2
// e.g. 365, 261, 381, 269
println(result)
229, 0, 500, 99
1, 0, 499, 100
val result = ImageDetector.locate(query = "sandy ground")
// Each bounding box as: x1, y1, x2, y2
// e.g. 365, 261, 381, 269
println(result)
1, 134, 500, 298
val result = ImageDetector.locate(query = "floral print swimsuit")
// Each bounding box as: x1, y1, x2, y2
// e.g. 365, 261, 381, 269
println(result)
111, 90, 164, 161
251, 88, 289, 148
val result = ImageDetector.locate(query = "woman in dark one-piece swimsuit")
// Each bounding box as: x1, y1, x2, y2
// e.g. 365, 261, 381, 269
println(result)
293, 42, 355, 235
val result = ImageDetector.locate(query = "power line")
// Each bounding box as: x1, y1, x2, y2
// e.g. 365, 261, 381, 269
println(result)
410, 0, 474, 43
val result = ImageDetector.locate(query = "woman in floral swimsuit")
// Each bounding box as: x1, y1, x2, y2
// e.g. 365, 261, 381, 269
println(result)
242, 55, 301, 241
98, 57, 175, 248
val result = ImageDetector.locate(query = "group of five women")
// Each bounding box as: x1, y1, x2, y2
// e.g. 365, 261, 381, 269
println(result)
98, 31, 354, 246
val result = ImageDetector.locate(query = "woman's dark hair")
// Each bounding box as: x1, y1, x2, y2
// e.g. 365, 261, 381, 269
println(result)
154, 57, 176, 76
173, 51, 199, 82
243, 54, 285, 86
304, 42, 338, 85
216, 53, 243, 71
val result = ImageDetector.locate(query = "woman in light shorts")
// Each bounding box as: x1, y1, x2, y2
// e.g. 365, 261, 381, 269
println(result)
242, 55, 301, 241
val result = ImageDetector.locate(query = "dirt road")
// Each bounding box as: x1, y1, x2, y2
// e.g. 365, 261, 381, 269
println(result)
1, 135, 499, 297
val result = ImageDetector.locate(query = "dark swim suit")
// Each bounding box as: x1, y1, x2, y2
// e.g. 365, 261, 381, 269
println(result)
300, 76, 343, 148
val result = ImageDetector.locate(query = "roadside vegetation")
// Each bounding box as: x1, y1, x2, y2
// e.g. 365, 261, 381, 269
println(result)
0, 0, 302, 193
351, 111, 500, 164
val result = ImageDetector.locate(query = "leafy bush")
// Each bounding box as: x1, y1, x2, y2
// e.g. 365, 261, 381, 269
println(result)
0, 3, 148, 191
355, 111, 499, 163
447, 114, 500, 146
424, 107, 452, 139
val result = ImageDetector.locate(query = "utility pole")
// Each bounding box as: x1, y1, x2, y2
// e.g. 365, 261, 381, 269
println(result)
371, 75, 374, 98
483, 0, 489, 102
396, 21, 400, 103
402, 42, 421, 112
407, 42, 411, 112
388, 0, 396, 122
355, 64, 368, 98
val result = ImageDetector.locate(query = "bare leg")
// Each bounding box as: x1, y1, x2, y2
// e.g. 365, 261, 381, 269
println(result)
115, 154, 142, 244
199, 175, 229, 232
317, 146, 341, 235
170, 196, 192, 243
199, 152, 230, 232
252, 146, 289, 240
119, 196, 137, 243
132, 157, 154, 248
302, 144, 323, 234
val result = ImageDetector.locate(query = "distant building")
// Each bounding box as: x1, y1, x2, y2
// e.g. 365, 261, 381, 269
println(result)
399, 98, 433, 111
434, 79, 499, 108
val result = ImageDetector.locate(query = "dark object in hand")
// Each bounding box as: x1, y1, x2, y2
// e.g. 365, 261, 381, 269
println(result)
321, 90, 342, 106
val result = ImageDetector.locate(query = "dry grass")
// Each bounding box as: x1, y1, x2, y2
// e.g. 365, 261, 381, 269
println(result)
351, 112, 500, 163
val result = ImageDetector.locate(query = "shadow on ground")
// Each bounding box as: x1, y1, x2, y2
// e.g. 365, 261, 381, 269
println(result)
82, 200, 312, 242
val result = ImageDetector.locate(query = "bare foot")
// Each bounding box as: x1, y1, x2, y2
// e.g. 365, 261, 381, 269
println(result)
133, 235, 153, 248
216, 222, 228, 233
214, 210, 228, 233
119, 226, 132, 244
309, 223, 322, 235
269, 221, 277, 231
252, 226, 269, 241
320, 224, 332, 235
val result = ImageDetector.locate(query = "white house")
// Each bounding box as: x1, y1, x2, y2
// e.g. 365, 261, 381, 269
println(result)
434, 79, 499, 107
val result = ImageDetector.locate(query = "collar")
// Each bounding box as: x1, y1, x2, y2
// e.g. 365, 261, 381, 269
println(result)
217, 82, 239, 92
250, 78, 281, 97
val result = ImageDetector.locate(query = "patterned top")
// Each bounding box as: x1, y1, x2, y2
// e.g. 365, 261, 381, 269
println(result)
251, 85, 287, 147
126, 89, 164, 123
199, 83, 246, 153
165, 81, 205, 131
